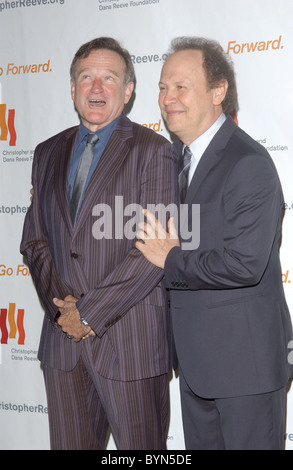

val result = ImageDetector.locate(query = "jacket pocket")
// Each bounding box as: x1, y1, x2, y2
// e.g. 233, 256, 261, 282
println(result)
208, 287, 264, 308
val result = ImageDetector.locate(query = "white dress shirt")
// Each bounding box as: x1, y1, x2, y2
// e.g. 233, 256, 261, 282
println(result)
185, 113, 227, 185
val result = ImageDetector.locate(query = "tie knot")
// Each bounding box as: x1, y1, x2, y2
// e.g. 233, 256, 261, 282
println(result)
181, 145, 192, 172
183, 145, 192, 163
87, 133, 98, 145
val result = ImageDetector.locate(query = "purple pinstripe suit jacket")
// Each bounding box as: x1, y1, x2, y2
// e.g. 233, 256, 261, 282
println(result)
20, 115, 178, 381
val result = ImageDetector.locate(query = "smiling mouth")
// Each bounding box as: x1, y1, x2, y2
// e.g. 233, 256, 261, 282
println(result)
166, 110, 183, 117
165, 107, 184, 114
89, 99, 106, 107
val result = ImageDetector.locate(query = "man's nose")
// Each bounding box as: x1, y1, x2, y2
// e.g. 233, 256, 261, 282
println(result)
91, 78, 103, 92
161, 88, 176, 105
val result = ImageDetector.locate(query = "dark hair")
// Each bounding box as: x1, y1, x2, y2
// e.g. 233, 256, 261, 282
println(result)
70, 37, 135, 86
167, 37, 238, 115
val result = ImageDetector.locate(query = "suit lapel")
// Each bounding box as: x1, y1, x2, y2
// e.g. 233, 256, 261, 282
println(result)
185, 115, 237, 204
185, 147, 219, 205
73, 115, 133, 233
54, 126, 78, 234
177, 116, 237, 230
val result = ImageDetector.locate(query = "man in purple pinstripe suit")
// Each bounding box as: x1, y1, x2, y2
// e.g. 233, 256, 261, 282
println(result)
20, 37, 178, 450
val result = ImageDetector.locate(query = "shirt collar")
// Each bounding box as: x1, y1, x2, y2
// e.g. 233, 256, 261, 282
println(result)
77, 114, 122, 146
186, 113, 227, 159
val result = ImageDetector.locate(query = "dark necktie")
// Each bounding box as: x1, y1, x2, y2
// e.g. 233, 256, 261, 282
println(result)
70, 132, 98, 225
178, 145, 192, 203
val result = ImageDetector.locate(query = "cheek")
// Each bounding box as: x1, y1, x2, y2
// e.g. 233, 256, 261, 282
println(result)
76, 82, 92, 97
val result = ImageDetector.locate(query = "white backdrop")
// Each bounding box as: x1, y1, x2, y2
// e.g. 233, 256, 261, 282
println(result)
0, 0, 293, 450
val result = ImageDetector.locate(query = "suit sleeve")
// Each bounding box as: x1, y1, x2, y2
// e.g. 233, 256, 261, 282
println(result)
76, 140, 178, 337
20, 145, 70, 320
164, 152, 283, 290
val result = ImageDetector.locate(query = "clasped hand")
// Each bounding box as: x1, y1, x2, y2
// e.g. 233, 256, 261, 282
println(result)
53, 295, 95, 342
53, 209, 179, 341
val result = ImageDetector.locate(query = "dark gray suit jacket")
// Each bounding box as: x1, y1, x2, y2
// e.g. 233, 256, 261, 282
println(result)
20, 115, 178, 381
165, 116, 292, 398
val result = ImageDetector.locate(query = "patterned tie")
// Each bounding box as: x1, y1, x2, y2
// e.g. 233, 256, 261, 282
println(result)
70, 132, 98, 225
178, 145, 192, 203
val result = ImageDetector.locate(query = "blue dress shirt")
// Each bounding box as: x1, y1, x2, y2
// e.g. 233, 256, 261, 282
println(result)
68, 115, 121, 203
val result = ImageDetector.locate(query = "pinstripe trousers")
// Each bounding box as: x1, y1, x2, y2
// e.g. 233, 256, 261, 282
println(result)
43, 338, 169, 450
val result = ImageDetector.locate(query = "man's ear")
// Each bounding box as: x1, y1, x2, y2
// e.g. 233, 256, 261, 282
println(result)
124, 81, 135, 105
213, 80, 228, 106
70, 79, 75, 101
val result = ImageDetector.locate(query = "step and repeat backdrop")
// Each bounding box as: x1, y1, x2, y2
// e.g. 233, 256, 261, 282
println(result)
0, 0, 293, 450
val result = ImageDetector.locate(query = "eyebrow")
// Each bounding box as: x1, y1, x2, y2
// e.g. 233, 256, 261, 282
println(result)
104, 69, 120, 78
77, 68, 120, 78
159, 80, 187, 86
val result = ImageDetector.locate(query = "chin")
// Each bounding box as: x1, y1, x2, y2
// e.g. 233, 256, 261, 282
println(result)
166, 122, 181, 135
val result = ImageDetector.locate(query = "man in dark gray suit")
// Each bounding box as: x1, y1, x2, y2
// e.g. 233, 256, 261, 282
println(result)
20, 37, 177, 450
136, 37, 293, 450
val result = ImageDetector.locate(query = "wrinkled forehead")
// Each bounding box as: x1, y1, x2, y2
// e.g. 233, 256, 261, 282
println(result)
75, 49, 127, 76
160, 49, 205, 82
